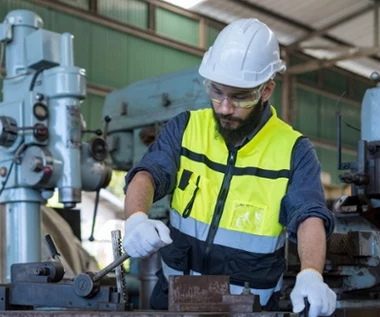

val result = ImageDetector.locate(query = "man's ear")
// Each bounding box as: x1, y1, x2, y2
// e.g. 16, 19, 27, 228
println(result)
262, 81, 276, 102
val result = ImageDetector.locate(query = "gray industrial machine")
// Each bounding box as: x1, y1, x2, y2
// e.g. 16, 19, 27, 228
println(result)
0, 10, 112, 280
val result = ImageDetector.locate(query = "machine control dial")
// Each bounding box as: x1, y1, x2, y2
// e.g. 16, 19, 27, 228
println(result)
21, 146, 54, 186
0, 116, 17, 147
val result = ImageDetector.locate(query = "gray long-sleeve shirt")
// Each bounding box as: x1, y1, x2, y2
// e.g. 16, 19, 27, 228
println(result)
124, 103, 335, 242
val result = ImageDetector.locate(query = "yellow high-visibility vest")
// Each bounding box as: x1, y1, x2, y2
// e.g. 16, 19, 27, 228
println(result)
171, 106, 302, 243
161, 106, 303, 294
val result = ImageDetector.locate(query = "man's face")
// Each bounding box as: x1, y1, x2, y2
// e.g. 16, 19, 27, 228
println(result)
207, 81, 273, 145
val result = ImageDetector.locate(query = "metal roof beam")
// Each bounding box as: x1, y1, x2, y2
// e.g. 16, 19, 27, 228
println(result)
287, 4, 375, 50
287, 47, 380, 75
230, 0, 380, 73
230, 0, 354, 47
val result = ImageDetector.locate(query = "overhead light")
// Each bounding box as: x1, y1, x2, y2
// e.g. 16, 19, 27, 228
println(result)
163, 0, 206, 9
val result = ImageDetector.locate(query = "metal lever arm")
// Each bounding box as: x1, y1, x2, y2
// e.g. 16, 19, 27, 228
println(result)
92, 252, 130, 282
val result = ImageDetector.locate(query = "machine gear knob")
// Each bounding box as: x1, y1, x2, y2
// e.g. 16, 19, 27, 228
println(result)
73, 272, 100, 298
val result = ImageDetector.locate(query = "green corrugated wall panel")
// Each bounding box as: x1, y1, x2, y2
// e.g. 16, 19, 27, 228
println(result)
206, 24, 220, 48
55, 0, 89, 10
319, 96, 360, 145
44, 12, 93, 76
316, 147, 356, 185
294, 88, 360, 146
270, 80, 282, 118
353, 79, 372, 102
0, 1, 201, 88
156, 8, 199, 46
0, 1, 49, 23
290, 56, 318, 86
98, 0, 148, 29
322, 69, 348, 95
81, 94, 105, 141
319, 95, 337, 142
294, 87, 320, 137
339, 101, 361, 146
126, 36, 201, 82
91, 25, 201, 88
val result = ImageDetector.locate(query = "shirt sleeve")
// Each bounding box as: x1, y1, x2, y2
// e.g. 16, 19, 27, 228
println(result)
279, 137, 336, 243
123, 111, 190, 202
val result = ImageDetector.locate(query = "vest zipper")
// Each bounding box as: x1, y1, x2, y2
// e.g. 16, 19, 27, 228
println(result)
203, 149, 237, 271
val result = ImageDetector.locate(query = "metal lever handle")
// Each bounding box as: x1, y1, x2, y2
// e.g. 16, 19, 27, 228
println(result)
45, 234, 61, 263
92, 252, 130, 282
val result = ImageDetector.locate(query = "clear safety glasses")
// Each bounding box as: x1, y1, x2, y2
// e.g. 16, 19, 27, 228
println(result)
204, 80, 266, 109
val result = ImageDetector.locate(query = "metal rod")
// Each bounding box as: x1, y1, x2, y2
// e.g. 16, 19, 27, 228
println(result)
287, 47, 380, 75
92, 252, 130, 282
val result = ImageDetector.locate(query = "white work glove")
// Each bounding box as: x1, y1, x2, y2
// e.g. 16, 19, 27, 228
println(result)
290, 268, 336, 317
123, 212, 173, 258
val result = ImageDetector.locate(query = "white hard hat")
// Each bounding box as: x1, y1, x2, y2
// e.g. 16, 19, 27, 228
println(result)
199, 18, 286, 88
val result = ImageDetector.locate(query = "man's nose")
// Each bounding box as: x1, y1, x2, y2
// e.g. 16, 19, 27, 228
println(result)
219, 98, 235, 115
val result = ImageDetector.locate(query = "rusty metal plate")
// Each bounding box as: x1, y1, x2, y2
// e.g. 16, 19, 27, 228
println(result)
328, 233, 350, 255
168, 275, 260, 313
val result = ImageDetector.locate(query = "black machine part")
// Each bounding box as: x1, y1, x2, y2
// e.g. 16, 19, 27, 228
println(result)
0, 251, 131, 311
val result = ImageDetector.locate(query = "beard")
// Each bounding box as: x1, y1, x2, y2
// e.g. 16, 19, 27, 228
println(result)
212, 99, 265, 146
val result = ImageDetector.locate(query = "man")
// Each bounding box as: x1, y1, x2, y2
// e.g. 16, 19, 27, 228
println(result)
122, 18, 336, 317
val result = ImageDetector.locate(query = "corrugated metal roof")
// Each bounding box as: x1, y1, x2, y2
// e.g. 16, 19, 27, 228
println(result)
187, 0, 380, 80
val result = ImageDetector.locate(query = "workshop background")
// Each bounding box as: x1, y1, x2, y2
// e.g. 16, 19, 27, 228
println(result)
1, 0, 379, 297
1, 0, 373, 186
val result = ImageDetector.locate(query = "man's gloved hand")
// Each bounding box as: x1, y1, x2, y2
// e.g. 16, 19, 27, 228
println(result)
123, 212, 173, 258
290, 268, 336, 317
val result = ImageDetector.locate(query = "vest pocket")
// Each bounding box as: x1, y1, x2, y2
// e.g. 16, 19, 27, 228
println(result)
223, 200, 268, 235
182, 175, 200, 218
171, 169, 217, 223
172, 169, 201, 218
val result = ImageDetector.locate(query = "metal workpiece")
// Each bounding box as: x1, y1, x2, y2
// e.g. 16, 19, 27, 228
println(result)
168, 275, 261, 313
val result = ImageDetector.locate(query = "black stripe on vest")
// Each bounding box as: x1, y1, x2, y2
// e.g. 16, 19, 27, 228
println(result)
181, 147, 290, 180
160, 225, 286, 289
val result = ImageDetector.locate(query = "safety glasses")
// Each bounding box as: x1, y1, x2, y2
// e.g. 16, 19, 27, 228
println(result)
204, 80, 266, 109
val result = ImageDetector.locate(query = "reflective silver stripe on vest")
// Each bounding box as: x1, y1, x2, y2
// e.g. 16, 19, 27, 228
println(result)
170, 209, 285, 253
161, 260, 282, 306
